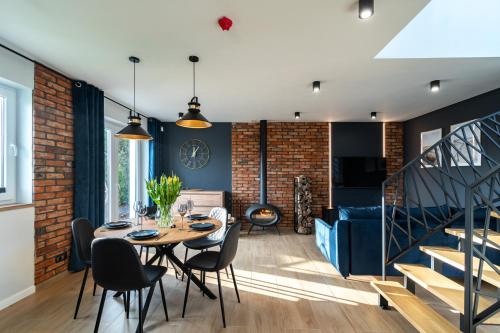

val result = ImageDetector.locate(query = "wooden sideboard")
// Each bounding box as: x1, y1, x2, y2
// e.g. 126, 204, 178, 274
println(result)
175, 190, 225, 215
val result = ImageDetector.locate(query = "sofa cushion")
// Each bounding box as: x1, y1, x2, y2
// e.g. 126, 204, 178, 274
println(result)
339, 206, 382, 220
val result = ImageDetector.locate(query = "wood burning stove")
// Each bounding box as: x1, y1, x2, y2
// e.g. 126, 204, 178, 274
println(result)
245, 120, 282, 235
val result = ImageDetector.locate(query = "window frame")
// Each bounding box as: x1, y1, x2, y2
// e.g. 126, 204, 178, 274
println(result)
0, 84, 17, 204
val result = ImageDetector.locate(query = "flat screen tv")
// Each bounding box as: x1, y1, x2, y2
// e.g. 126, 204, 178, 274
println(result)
333, 157, 387, 188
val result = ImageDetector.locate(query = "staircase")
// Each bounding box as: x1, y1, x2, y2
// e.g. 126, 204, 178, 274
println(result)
371, 111, 500, 333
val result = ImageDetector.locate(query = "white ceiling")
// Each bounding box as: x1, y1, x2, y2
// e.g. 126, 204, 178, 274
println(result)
1, 0, 500, 122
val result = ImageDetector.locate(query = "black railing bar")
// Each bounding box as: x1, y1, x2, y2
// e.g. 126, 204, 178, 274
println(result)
440, 145, 465, 209
383, 111, 500, 186
471, 247, 500, 275
414, 163, 450, 219
473, 289, 500, 300
394, 204, 429, 230
471, 231, 500, 250
404, 176, 413, 246
472, 301, 500, 327
478, 122, 500, 150
470, 165, 500, 190
385, 214, 463, 265
446, 138, 485, 180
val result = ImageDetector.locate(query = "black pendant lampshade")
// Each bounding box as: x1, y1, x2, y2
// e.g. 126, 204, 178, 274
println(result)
115, 56, 152, 140
176, 56, 212, 129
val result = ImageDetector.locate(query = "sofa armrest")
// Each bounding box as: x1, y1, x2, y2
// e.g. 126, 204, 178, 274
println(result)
315, 218, 350, 277
348, 219, 382, 275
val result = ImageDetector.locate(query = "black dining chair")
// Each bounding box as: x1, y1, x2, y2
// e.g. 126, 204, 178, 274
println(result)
182, 222, 241, 328
182, 207, 228, 282
71, 218, 98, 319
91, 238, 169, 333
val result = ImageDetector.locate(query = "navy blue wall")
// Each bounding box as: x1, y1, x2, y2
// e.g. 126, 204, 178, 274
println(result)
331, 122, 383, 207
161, 122, 232, 205
403, 88, 500, 207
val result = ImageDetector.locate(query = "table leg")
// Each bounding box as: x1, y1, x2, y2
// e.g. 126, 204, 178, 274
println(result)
164, 243, 217, 300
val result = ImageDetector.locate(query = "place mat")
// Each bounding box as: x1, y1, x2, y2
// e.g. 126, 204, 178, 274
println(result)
189, 222, 215, 231
127, 229, 160, 240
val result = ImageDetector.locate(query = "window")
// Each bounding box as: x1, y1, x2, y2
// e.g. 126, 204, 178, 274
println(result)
0, 84, 17, 203
104, 119, 143, 221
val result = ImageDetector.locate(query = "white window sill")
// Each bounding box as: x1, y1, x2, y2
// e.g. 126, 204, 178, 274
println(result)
0, 203, 33, 213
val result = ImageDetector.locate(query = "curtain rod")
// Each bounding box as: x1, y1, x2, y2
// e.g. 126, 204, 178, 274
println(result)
0, 43, 151, 120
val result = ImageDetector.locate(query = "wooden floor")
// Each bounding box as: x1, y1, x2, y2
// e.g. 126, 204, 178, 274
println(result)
0, 230, 493, 332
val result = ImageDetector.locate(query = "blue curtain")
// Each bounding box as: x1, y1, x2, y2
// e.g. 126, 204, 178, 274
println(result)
147, 118, 163, 205
70, 81, 105, 272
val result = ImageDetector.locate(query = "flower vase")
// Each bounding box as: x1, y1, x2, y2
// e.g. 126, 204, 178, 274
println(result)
157, 205, 174, 228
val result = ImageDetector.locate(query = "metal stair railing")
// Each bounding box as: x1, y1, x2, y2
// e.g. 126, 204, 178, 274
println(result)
381, 111, 500, 309
463, 165, 499, 333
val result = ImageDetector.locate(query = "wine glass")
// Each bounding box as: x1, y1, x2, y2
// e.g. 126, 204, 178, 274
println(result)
178, 203, 188, 230
137, 205, 148, 230
134, 200, 143, 226
187, 199, 194, 221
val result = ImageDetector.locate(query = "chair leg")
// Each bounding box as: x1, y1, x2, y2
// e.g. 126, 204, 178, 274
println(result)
202, 271, 206, 297
217, 271, 226, 328
182, 248, 188, 281
93, 289, 107, 333
126, 291, 130, 319
139, 246, 143, 258
158, 278, 169, 321
74, 265, 89, 319
138, 289, 143, 333
225, 267, 230, 279
182, 270, 192, 318
93, 281, 97, 296
230, 264, 240, 303
145, 247, 149, 262
275, 224, 280, 235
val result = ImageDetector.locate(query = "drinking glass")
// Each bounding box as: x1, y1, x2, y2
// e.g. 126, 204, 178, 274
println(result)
137, 205, 148, 230
133, 200, 143, 226
187, 199, 194, 221
178, 203, 188, 230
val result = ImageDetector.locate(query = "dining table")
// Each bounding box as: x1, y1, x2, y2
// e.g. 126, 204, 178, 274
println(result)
94, 216, 222, 331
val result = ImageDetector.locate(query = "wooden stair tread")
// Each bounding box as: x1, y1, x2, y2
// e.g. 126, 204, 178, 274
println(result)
491, 211, 500, 219
370, 281, 460, 333
445, 228, 500, 249
419, 246, 500, 288
394, 263, 500, 325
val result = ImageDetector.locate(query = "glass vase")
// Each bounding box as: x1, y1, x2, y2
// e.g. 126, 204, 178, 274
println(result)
157, 205, 174, 228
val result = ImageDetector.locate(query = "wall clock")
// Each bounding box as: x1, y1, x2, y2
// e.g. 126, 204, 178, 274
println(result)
179, 139, 210, 169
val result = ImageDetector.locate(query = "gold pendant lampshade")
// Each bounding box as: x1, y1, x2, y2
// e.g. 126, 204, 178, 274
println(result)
115, 56, 153, 140
176, 56, 212, 129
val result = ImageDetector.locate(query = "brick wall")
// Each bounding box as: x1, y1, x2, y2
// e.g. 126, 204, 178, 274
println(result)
232, 122, 329, 228
33, 64, 74, 284
384, 122, 404, 202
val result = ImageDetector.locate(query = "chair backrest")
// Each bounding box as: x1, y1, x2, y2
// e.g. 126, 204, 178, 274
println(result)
216, 222, 241, 270
91, 238, 150, 291
208, 207, 228, 241
71, 218, 95, 263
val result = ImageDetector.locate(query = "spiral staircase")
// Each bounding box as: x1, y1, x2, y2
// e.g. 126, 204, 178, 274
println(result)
371, 111, 500, 333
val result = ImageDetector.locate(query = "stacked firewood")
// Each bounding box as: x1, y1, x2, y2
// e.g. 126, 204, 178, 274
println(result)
295, 175, 313, 234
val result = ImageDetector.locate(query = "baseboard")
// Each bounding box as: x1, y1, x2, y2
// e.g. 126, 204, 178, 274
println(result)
0, 285, 36, 311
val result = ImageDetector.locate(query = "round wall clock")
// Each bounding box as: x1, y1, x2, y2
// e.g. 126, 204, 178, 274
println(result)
179, 139, 210, 169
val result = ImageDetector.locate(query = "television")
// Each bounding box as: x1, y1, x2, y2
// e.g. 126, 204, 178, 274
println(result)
333, 157, 387, 188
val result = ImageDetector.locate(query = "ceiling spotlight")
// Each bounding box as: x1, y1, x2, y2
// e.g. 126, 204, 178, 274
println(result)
295, 112, 301, 119
359, 0, 374, 19
430, 80, 440, 93
312, 81, 320, 93
178, 112, 184, 119
371, 112, 377, 119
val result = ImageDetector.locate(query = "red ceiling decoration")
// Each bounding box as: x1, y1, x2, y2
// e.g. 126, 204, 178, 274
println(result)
218, 16, 233, 31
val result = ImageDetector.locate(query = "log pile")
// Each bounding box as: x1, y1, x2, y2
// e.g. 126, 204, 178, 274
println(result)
295, 175, 313, 234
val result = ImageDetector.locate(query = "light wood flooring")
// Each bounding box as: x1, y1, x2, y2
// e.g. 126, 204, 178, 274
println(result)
0, 230, 494, 332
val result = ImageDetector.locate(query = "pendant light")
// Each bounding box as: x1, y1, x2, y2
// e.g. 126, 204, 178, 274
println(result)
176, 56, 212, 128
115, 56, 152, 140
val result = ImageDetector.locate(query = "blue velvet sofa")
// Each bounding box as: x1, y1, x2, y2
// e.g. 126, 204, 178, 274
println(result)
315, 205, 498, 277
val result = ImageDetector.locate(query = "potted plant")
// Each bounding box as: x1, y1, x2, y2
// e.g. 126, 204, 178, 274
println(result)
146, 174, 182, 228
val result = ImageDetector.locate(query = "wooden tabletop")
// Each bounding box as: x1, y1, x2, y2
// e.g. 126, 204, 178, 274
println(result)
94, 217, 222, 246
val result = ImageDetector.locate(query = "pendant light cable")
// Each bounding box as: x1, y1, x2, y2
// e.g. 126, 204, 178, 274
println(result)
133, 60, 136, 116
193, 60, 196, 97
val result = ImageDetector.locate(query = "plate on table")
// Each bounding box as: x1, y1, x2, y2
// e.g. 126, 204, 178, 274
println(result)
104, 221, 132, 229
190, 222, 215, 231
190, 214, 209, 221
127, 229, 160, 240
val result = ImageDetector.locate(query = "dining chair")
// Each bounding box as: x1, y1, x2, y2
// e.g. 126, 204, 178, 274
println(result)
182, 222, 241, 328
91, 238, 169, 333
71, 218, 98, 319
182, 207, 228, 281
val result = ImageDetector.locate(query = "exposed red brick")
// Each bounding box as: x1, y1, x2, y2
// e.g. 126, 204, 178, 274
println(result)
33, 64, 73, 285
384, 122, 404, 203
232, 122, 329, 229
